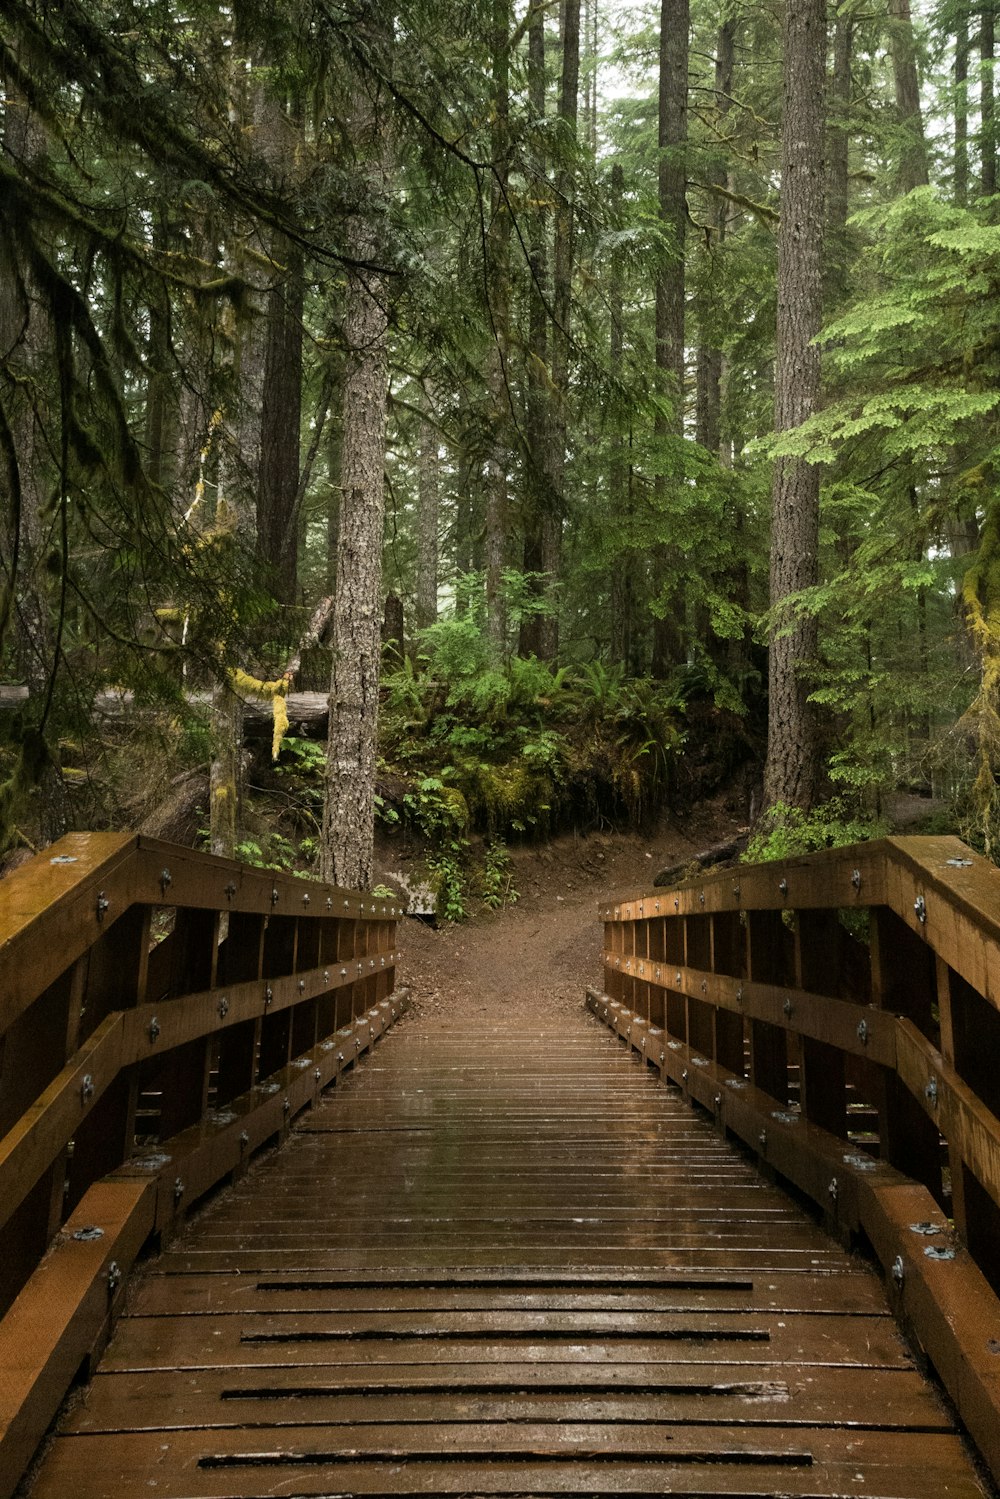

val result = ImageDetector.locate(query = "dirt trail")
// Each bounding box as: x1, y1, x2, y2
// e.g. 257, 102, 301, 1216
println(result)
397, 811, 737, 1024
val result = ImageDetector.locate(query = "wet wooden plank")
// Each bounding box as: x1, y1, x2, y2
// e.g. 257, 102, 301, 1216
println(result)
67, 1362, 950, 1433
21, 985, 988, 1499
29, 1427, 985, 1499
129, 1270, 888, 1317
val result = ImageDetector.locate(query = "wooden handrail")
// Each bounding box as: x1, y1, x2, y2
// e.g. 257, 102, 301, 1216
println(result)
591, 832, 1000, 1484
0, 834, 409, 1499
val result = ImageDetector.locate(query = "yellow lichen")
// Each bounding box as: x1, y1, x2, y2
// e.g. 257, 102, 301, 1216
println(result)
227, 668, 293, 761
960, 495, 1000, 855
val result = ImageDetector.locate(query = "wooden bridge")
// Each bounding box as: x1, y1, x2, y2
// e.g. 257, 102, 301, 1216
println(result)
1, 833, 999, 1498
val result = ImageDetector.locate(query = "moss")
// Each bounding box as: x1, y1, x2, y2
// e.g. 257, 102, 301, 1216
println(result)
228, 667, 292, 762
960, 494, 1000, 855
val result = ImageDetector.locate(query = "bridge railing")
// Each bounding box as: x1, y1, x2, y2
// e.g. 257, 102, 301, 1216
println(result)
590, 833, 1000, 1482
0, 832, 407, 1498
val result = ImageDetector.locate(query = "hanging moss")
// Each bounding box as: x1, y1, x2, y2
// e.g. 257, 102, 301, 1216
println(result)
960, 494, 1000, 855
228, 667, 292, 761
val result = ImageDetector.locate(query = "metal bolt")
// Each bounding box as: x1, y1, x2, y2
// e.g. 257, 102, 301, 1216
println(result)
314, 1068, 321, 1083
778, 878, 788, 898
298, 979, 306, 993
699, 891, 705, 906
160, 867, 172, 892
783, 997, 793, 1018
271, 886, 280, 905
655, 900, 660, 912
673, 897, 679, 911
239, 1131, 249, 1150
95, 891, 110, 921
173, 1177, 184, 1203
892, 1255, 905, 1287
736, 985, 744, 1006
732, 881, 740, 899
925, 1076, 938, 1106
264, 986, 273, 1007
81, 1074, 95, 1104
148, 1017, 161, 1043
914, 894, 927, 924
851, 868, 862, 892
218, 996, 229, 1019
714, 1093, 722, 1109
337, 1051, 345, 1064
660, 1052, 665, 1064
302, 892, 310, 907
829, 1177, 838, 1202
676, 970, 682, 987
682, 1068, 689, 1082
857, 1018, 868, 1045
354, 1037, 361, 1051
224, 881, 237, 899
758, 1129, 768, 1150
107, 1261, 122, 1295
323, 970, 330, 983
340, 967, 347, 977
282, 1097, 290, 1114
701, 979, 708, 994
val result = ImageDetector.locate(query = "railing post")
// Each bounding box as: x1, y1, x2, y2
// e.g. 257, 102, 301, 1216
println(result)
870, 907, 943, 1200
794, 911, 848, 1137
66, 905, 150, 1213
745, 911, 788, 1103
711, 912, 745, 1075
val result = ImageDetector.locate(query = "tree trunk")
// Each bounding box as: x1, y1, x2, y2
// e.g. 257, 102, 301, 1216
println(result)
415, 389, 439, 633
650, 0, 689, 678
484, 0, 513, 654
519, 0, 552, 660
607, 165, 638, 671
0, 82, 70, 844
258, 242, 305, 605
956, 10, 969, 205
983, 4, 997, 196
826, 11, 852, 306
695, 17, 734, 456
888, 0, 929, 192
763, 0, 826, 814
320, 11, 391, 891
538, 0, 582, 663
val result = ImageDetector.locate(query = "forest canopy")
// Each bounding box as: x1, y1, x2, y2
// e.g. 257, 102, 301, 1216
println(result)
1, 0, 999, 893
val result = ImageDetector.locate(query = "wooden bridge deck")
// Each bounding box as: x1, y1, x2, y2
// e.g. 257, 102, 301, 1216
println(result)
26, 1002, 987, 1499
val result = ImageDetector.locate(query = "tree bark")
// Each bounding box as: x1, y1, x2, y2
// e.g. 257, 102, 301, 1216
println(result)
956, 9, 969, 205
320, 9, 391, 891
650, 0, 689, 678
888, 0, 929, 192
484, 0, 513, 654
0, 82, 70, 844
538, 0, 582, 663
519, 0, 552, 660
695, 17, 734, 456
258, 243, 304, 605
982, 4, 997, 196
415, 387, 439, 633
826, 11, 852, 306
763, 0, 826, 814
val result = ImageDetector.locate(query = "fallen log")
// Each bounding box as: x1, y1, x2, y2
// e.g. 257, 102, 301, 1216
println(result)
653, 830, 749, 887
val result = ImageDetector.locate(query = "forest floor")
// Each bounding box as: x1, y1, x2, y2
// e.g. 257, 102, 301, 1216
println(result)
396, 797, 740, 1025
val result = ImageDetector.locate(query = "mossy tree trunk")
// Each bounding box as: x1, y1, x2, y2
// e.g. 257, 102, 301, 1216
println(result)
763, 0, 826, 814
320, 5, 391, 890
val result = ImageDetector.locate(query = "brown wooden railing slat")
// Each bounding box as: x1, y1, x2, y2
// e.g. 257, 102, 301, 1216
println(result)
0, 834, 409, 1499
592, 832, 1000, 1485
